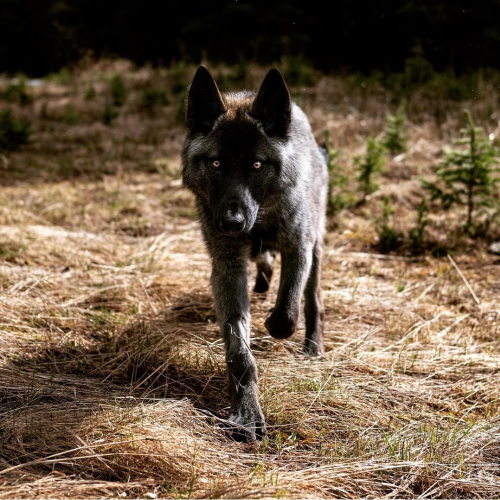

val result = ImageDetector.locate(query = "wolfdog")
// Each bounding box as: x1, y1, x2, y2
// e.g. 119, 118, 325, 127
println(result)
182, 66, 327, 441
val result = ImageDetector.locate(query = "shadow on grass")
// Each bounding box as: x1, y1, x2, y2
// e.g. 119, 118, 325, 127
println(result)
0, 298, 232, 493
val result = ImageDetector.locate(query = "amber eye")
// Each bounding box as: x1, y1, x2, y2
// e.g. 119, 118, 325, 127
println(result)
211, 160, 220, 169
253, 161, 262, 170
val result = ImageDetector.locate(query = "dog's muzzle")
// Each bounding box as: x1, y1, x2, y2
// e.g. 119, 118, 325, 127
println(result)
218, 210, 247, 235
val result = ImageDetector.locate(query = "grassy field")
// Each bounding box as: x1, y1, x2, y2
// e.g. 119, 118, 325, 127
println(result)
0, 60, 499, 498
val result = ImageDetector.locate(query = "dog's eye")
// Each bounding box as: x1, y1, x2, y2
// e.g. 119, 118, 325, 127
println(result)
210, 160, 220, 169
253, 161, 262, 170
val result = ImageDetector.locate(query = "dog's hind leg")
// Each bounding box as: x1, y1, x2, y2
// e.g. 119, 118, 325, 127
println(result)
253, 251, 275, 294
211, 251, 265, 442
304, 240, 325, 356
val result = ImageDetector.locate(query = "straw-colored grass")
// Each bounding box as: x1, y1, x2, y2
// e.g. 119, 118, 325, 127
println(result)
0, 61, 499, 498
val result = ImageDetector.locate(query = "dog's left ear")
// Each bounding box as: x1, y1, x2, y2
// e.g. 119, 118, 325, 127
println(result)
251, 68, 291, 138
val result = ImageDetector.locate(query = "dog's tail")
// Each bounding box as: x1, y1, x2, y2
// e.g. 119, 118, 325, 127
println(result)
317, 144, 329, 164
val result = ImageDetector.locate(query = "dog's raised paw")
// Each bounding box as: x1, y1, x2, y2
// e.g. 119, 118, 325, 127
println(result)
265, 308, 296, 339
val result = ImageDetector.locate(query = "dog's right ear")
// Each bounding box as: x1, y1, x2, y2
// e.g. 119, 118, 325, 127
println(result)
251, 68, 291, 138
186, 66, 226, 134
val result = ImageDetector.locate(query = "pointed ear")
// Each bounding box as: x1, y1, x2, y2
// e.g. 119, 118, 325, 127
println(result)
186, 66, 226, 134
251, 68, 291, 138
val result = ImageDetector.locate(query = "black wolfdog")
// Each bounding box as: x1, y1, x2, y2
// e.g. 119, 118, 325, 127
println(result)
182, 66, 327, 441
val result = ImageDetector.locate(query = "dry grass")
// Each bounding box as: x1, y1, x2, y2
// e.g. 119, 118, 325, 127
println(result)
0, 61, 499, 498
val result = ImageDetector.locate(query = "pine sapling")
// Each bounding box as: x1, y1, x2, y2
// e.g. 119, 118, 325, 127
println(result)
356, 136, 386, 201
85, 86, 96, 100
324, 130, 348, 215
0, 109, 32, 151
101, 102, 119, 125
408, 199, 429, 250
0, 78, 32, 106
110, 74, 128, 107
423, 110, 500, 235
383, 101, 407, 154
374, 196, 403, 253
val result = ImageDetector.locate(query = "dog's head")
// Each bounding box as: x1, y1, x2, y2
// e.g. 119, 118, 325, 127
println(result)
182, 66, 292, 236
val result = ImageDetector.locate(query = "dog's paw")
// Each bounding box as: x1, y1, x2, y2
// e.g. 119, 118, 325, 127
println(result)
228, 407, 266, 442
265, 308, 296, 339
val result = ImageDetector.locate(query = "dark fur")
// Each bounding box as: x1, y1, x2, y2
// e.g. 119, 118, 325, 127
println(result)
181, 66, 327, 441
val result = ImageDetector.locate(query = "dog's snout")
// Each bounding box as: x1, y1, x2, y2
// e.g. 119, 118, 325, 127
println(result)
219, 210, 246, 234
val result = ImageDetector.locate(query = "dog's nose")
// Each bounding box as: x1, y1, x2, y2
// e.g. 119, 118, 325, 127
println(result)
219, 211, 246, 234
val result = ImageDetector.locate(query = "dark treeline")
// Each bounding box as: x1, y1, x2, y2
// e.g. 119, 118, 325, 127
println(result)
1, 0, 500, 77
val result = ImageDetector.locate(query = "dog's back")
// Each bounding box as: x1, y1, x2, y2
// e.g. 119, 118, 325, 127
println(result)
286, 102, 328, 235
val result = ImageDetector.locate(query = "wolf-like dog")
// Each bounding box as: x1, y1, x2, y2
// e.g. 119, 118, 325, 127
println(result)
182, 66, 328, 441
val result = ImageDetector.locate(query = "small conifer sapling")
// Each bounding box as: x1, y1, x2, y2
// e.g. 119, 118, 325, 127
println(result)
356, 137, 386, 201
423, 110, 500, 235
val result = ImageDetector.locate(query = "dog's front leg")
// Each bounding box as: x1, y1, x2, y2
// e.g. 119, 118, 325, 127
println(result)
211, 254, 265, 441
265, 241, 312, 339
